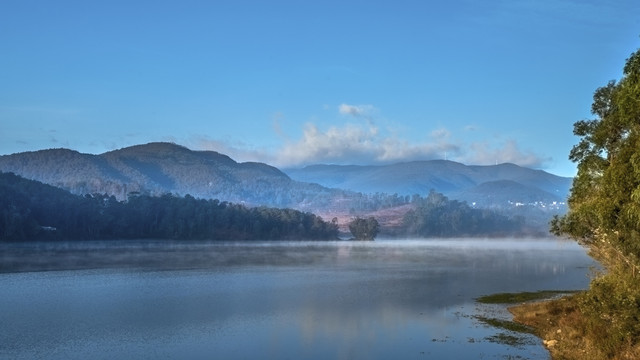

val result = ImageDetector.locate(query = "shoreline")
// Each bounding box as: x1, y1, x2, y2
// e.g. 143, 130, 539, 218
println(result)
476, 291, 592, 359
508, 294, 589, 359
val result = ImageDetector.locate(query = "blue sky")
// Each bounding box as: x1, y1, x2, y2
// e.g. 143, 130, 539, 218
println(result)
1, 0, 638, 177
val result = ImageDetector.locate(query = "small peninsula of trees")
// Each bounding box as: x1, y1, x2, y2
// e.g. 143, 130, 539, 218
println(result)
0, 172, 338, 241
348, 217, 380, 240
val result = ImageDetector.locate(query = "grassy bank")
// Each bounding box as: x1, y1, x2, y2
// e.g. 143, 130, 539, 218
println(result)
476, 232, 640, 359
474, 291, 577, 353
509, 272, 640, 359
480, 281, 640, 359
509, 293, 594, 359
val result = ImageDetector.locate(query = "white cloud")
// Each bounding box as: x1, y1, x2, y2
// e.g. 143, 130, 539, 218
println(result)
268, 122, 460, 167
338, 104, 377, 118
187, 123, 552, 168
189, 125, 549, 170
275, 123, 378, 165
187, 100, 549, 170
462, 140, 551, 168
189, 122, 460, 168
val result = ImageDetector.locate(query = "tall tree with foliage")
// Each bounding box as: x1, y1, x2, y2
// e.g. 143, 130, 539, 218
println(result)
349, 217, 379, 240
551, 48, 640, 357
552, 48, 640, 255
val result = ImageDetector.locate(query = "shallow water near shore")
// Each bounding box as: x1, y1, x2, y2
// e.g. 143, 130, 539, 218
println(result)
0, 239, 597, 359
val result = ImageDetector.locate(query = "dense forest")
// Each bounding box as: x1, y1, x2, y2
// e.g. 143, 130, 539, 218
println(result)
402, 190, 526, 237
0, 172, 339, 241
549, 48, 640, 358
2, 169, 545, 241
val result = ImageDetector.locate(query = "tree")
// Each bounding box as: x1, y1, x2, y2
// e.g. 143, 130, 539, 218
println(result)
552, 48, 640, 255
550, 47, 640, 356
348, 217, 379, 240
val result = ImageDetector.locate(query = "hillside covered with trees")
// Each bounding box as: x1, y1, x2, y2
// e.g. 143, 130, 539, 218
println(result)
0, 142, 408, 214
403, 191, 526, 237
2, 169, 548, 242
0, 142, 568, 234
0, 172, 339, 241
545, 48, 640, 358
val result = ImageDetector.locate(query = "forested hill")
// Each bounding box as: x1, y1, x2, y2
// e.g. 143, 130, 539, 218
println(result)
0, 172, 339, 241
0, 144, 571, 209
0, 171, 545, 240
0, 142, 345, 209
0, 142, 568, 233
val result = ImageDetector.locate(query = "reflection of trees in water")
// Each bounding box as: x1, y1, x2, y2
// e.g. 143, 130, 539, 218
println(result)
1, 239, 595, 359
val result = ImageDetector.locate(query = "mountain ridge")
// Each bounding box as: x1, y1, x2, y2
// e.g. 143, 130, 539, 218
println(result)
0, 142, 571, 214
0, 142, 303, 206
284, 160, 572, 205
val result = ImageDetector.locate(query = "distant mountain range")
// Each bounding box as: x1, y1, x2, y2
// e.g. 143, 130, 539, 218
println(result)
0, 142, 571, 213
284, 161, 572, 207
0, 142, 338, 208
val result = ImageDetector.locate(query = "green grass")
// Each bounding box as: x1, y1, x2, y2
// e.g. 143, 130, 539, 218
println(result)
473, 290, 578, 348
475, 290, 579, 304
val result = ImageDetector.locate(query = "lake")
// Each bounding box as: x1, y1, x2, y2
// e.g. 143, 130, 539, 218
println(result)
0, 239, 597, 359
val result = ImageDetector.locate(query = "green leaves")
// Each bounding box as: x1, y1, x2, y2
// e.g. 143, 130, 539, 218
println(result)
548, 47, 640, 360
348, 216, 379, 240
556, 49, 640, 249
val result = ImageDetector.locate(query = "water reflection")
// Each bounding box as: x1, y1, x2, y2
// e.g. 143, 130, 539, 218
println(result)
0, 239, 596, 359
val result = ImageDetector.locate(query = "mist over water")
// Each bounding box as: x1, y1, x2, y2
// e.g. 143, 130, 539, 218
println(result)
1, 239, 596, 359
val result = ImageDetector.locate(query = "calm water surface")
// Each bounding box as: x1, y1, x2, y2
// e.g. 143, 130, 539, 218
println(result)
0, 239, 597, 359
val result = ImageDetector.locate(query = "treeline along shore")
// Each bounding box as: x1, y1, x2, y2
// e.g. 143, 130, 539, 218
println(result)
0, 172, 339, 241
1, 170, 545, 242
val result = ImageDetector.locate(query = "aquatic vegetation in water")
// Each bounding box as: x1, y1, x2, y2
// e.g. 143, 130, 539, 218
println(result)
474, 315, 535, 335
475, 290, 578, 304
485, 332, 536, 347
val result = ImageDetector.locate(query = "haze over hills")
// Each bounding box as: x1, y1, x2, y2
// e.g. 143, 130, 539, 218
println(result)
284, 161, 572, 208
0, 142, 574, 236
0, 142, 570, 216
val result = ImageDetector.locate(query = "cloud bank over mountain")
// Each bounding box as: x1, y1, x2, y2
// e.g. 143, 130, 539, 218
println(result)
192, 103, 551, 170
